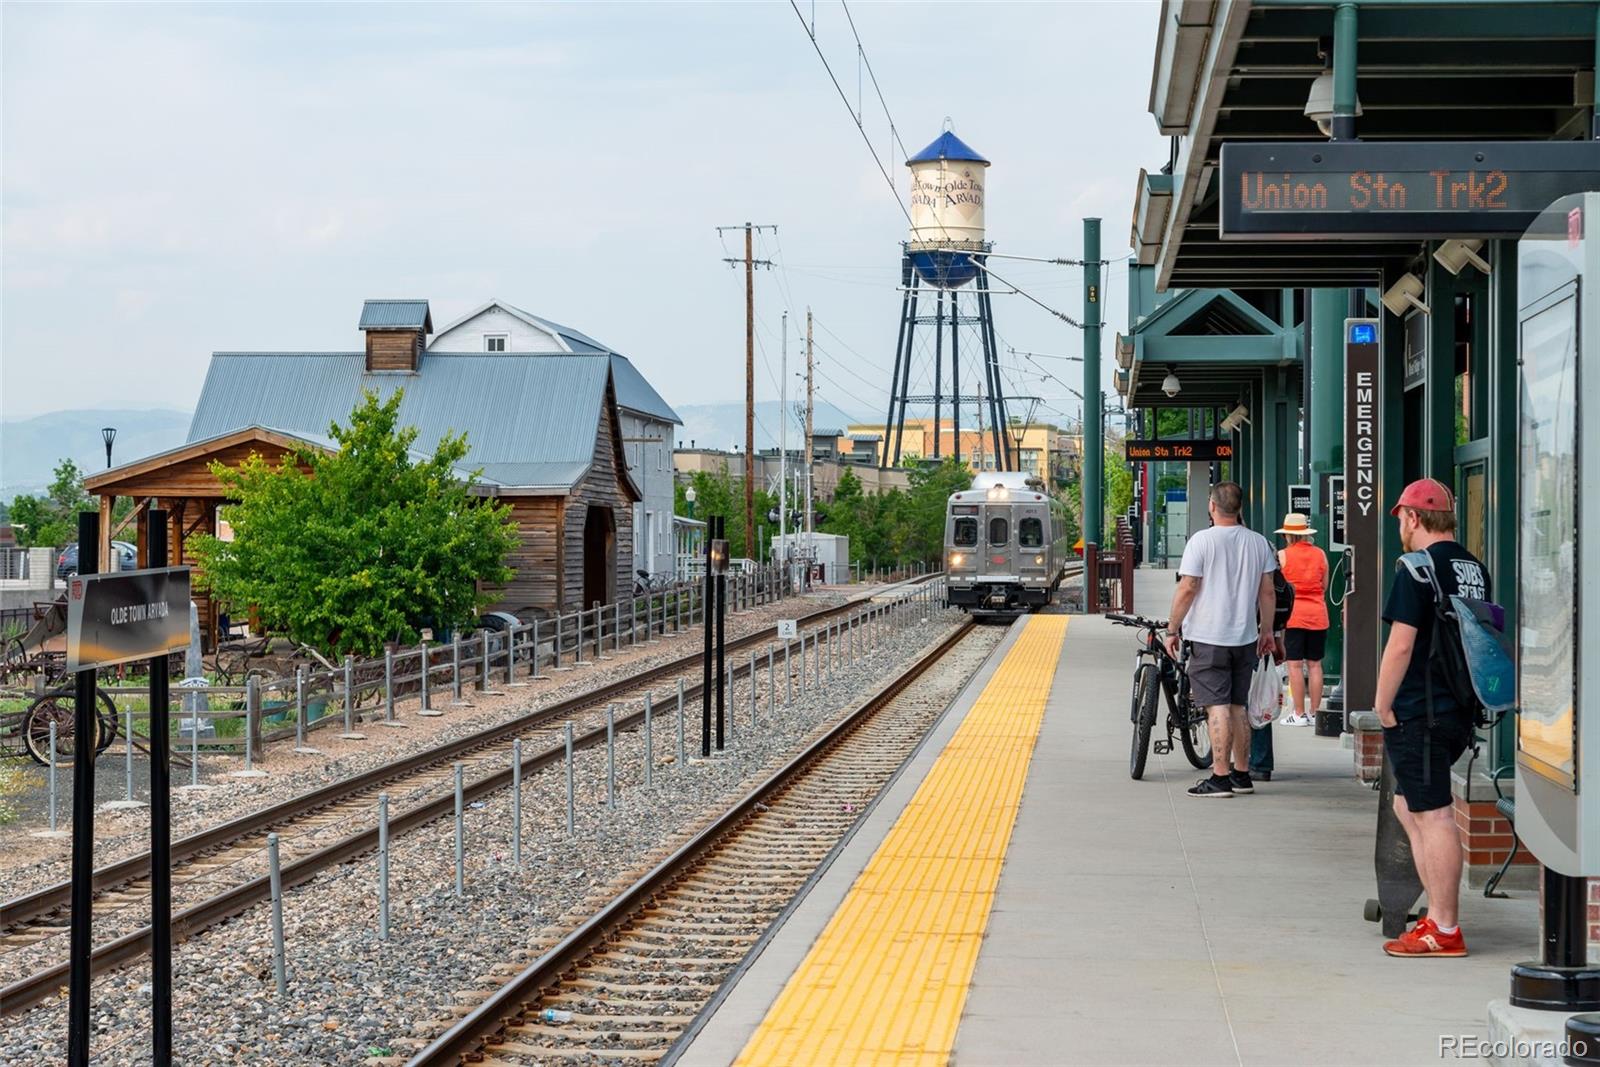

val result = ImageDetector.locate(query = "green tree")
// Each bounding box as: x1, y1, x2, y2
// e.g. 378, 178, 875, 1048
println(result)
188, 390, 517, 658
6, 458, 94, 547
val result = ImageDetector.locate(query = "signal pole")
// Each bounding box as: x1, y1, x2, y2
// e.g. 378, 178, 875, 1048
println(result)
1082, 217, 1103, 611
718, 222, 776, 559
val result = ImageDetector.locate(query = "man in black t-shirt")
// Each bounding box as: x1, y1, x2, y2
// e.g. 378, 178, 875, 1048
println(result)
1374, 478, 1487, 959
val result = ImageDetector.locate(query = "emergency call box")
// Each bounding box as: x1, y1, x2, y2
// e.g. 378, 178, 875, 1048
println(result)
1515, 191, 1600, 878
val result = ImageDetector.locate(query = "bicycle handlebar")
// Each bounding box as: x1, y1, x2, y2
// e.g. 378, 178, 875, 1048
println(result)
1106, 613, 1169, 631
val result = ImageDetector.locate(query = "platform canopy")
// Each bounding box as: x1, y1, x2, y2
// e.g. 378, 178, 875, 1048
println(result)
1115, 273, 1302, 408
1133, 0, 1599, 289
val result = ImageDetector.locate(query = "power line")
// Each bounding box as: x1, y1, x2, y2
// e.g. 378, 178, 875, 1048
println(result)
787, 0, 913, 228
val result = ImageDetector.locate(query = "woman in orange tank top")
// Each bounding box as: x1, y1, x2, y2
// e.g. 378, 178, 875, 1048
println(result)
1275, 512, 1329, 726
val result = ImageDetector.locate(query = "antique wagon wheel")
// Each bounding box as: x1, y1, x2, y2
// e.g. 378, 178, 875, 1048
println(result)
20, 688, 117, 766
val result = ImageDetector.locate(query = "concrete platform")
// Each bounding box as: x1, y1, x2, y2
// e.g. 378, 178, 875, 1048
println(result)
678, 571, 1542, 1066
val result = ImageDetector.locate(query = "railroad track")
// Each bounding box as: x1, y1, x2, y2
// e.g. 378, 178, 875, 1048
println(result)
0, 581, 936, 1018
408, 616, 986, 1066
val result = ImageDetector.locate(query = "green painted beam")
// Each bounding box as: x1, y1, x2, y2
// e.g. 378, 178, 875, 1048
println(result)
1424, 247, 1458, 475
1247, 4, 1600, 41
1142, 334, 1299, 363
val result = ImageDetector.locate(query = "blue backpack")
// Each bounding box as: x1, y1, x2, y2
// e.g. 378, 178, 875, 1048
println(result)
1396, 550, 1516, 728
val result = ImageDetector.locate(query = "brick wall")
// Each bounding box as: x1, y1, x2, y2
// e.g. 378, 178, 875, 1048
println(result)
1452, 794, 1536, 874
1353, 726, 1383, 784
1591, 878, 1599, 953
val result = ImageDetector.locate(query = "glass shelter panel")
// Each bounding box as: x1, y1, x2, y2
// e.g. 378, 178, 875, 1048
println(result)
1517, 286, 1578, 785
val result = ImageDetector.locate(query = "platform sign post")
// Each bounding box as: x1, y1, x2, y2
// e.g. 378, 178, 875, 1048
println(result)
66, 512, 99, 1067
1342, 319, 1381, 722
147, 511, 174, 1066
63, 523, 189, 1067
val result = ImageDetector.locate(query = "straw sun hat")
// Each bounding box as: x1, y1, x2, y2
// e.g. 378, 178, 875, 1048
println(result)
1275, 512, 1316, 536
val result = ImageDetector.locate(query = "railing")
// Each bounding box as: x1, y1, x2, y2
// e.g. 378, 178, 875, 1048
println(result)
1094, 518, 1137, 614
8, 565, 800, 772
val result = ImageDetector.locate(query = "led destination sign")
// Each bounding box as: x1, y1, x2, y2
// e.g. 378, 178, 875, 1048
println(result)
1220, 142, 1600, 239
1124, 439, 1233, 462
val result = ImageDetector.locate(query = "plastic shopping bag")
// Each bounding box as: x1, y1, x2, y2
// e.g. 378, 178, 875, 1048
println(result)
1247, 656, 1280, 730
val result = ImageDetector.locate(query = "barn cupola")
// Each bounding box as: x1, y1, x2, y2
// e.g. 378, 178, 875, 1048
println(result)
359, 299, 433, 372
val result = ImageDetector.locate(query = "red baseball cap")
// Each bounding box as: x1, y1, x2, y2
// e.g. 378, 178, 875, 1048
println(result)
1390, 478, 1455, 515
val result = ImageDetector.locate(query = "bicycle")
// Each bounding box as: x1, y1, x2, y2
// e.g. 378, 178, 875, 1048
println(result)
1107, 613, 1213, 779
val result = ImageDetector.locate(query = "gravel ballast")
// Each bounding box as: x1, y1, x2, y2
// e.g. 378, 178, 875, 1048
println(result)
4, 590, 975, 1066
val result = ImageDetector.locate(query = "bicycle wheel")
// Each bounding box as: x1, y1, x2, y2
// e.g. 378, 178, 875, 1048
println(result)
95, 688, 119, 755
1179, 702, 1213, 769
1129, 663, 1158, 780
21, 690, 107, 766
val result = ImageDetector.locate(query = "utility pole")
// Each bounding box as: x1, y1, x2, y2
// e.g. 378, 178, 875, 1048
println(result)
717, 222, 775, 559
780, 311, 788, 584
805, 309, 815, 570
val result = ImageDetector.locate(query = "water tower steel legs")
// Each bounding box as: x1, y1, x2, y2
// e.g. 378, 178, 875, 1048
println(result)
976, 263, 1009, 468
883, 257, 914, 469
951, 289, 961, 466
893, 269, 920, 467
932, 289, 945, 459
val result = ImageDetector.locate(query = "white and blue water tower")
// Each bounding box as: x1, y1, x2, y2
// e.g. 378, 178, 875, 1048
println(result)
906, 128, 990, 289
881, 124, 1011, 471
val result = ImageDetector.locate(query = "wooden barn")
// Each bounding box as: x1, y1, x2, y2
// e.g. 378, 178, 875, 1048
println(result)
85, 299, 650, 647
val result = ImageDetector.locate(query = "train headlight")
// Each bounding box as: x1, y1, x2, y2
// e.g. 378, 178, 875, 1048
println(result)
950, 553, 964, 567
986, 485, 1009, 501
1034, 555, 1044, 565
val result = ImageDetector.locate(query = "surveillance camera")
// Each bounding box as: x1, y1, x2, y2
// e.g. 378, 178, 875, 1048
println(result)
1433, 239, 1491, 276
1161, 368, 1181, 398
1220, 404, 1250, 434
1381, 273, 1430, 317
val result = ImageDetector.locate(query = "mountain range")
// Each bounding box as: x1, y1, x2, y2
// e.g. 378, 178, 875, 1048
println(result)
2, 409, 194, 497
0, 398, 870, 502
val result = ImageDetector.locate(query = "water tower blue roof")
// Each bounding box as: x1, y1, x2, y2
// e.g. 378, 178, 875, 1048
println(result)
906, 131, 989, 166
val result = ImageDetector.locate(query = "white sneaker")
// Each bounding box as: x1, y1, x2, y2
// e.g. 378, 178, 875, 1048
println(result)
1282, 713, 1309, 727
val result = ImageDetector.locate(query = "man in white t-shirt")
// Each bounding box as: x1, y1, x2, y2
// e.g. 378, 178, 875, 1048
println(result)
1164, 481, 1277, 798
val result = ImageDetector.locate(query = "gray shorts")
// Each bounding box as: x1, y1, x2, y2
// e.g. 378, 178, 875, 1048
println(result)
1188, 641, 1256, 708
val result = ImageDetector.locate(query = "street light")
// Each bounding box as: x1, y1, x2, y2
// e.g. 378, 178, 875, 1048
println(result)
101, 427, 117, 469
684, 485, 697, 518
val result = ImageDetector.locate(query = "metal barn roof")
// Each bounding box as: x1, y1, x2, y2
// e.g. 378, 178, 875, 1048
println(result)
187, 352, 625, 493
359, 300, 433, 331
430, 300, 682, 425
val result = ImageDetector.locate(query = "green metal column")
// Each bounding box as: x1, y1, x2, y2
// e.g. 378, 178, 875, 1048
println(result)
1331, 1, 1359, 141
1263, 367, 1291, 539
1309, 288, 1346, 677
1425, 246, 1459, 476
1487, 240, 1519, 772
1082, 218, 1103, 547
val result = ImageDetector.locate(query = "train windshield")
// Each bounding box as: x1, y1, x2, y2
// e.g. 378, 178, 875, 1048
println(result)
953, 517, 978, 546
988, 516, 1009, 546
1019, 517, 1044, 548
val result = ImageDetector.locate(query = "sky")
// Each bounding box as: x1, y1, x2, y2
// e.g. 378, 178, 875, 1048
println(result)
1, 2, 1167, 434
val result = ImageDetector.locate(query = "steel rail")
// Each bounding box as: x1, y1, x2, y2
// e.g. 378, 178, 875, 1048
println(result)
0, 582, 934, 1017
407, 617, 977, 1066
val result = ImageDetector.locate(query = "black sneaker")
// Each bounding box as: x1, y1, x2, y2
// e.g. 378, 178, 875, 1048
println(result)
1229, 771, 1255, 794
1187, 775, 1234, 798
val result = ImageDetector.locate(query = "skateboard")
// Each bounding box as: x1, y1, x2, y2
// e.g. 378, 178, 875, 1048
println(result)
1370, 751, 1424, 938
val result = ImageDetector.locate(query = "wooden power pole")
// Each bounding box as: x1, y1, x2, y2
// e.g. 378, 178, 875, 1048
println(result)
718, 222, 775, 557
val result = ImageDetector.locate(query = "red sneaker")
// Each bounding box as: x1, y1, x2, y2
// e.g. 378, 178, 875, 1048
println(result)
1383, 916, 1467, 958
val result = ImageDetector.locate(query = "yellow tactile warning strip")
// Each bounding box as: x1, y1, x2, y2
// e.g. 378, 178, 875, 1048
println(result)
735, 614, 1069, 1067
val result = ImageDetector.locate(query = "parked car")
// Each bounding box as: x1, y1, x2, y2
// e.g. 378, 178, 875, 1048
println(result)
56, 540, 138, 578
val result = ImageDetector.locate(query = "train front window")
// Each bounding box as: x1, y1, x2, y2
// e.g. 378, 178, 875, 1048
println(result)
953, 517, 978, 547
988, 516, 1009, 546
1019, 517, 1043, 548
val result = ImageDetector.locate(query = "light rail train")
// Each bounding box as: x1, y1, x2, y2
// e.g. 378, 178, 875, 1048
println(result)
943, 471, 1069, 615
